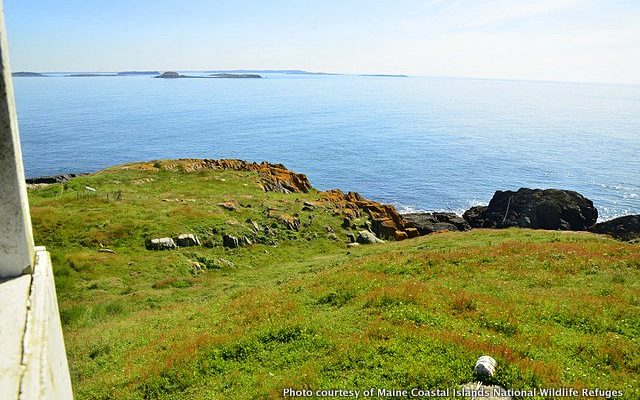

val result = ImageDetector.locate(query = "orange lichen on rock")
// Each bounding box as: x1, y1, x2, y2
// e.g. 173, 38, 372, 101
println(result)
318, 189, 410, 240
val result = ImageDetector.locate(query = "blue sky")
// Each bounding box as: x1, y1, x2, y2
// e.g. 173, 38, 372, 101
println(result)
5, 0, 640, 83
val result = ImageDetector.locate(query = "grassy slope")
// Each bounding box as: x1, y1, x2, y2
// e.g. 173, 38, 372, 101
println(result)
28, 163, 640, 399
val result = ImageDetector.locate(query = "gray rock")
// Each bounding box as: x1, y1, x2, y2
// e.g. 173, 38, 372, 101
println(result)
174, 233, 201, 247
342, 217, 353, 229
223, 234, 252, 248
346, 233, 356, 243
218, 201, 237, 211
222, 235, 240, 248
589, 214, 640, 241
474, 356, 496, 378
246, 218, 261, 232
364, 221, 372, 232
302, 201, 316, 211
146, 237, 177, 250
356, 230, 384, 244
347, 242, 360, 248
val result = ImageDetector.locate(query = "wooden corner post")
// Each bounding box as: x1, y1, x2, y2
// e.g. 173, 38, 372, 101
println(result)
0, 0, 35, 278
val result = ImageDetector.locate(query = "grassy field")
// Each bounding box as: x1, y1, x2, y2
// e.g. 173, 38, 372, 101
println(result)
28, 162, 640, 399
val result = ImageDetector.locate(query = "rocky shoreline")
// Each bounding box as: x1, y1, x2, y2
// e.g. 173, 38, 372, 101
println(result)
25, 160, 640, 243
26, 173, 87, 184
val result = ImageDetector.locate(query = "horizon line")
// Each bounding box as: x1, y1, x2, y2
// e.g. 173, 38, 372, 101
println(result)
11, 68, 640, 86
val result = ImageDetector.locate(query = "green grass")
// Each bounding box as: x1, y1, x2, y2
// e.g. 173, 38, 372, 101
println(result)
28, 163, 640, 399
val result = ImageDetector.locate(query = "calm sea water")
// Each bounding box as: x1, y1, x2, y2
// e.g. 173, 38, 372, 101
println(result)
13, 74, 640, 221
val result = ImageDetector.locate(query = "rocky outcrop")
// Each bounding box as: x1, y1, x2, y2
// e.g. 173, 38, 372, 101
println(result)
463, 206, 489, 228
265, 210, 300, 231
26, 173, 85, 184
589, 215, 640, 241
117, 159, 443, 241
463, 188, 597, 231
278, 214, 300, 231
318, 190, 410, 240
116, 159, 313, 194
402, 212, 471, 235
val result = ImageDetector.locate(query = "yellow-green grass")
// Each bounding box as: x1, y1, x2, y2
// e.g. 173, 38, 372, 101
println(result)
28, 163, 640, 399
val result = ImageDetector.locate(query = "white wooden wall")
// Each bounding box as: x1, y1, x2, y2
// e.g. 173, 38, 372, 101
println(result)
0, 0, 33, 277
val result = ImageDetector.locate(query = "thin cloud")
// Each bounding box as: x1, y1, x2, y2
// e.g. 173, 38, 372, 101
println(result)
461, 0, 585, 28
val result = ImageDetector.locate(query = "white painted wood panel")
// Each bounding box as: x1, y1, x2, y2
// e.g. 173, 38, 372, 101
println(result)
0, 274, 31, 400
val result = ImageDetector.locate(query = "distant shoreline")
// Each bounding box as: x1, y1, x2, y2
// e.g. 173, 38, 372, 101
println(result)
12, 69, 410, 78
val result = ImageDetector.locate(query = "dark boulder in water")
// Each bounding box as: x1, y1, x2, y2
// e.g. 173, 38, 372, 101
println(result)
589, 215, 640, 241
463, 188, 597, 231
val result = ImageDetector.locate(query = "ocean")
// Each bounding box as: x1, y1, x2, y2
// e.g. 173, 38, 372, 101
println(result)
13, 73, 640, 221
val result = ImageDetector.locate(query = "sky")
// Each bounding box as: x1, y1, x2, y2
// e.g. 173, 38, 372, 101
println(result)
4, 0, 640, 83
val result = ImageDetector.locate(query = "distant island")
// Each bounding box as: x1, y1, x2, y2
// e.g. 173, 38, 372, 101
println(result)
360, 74, 408, 78
204, 69, 340, 75
117, 71, 160, 76
154, 71, 263, 79
66, 73, 117, 77
153, 71, 183, 78
209, 73, 262, 79
12, 69, 408, 79
12, 71, 48, 77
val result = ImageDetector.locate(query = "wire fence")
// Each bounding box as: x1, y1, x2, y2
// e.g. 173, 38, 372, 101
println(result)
74, 189, 123, 202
